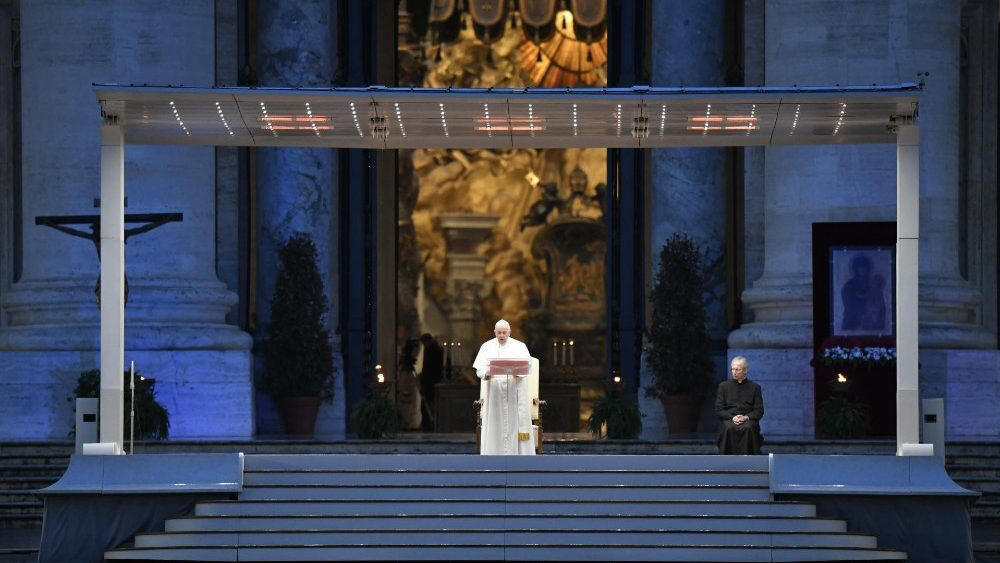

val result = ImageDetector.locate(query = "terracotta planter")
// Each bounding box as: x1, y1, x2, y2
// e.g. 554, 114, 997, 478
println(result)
278, 396, 322, 436
659, 393, 702, 435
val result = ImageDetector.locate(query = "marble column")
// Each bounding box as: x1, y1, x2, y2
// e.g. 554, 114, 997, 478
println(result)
643, 0, 729, 438
255, 0, 342, 437
0, 0, 253, 440
729, 0, 997, 438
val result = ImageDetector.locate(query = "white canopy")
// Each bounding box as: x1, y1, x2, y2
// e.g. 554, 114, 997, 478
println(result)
90, 83, 923, 456
94, 83, 919, 149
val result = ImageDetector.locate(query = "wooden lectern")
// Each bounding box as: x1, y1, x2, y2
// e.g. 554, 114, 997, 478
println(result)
475, 357, 545, 454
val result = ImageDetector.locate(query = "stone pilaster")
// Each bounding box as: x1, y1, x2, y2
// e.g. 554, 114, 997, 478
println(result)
643, 0, 730, 438
255, 0, 342, 437
0, 0, 253, 440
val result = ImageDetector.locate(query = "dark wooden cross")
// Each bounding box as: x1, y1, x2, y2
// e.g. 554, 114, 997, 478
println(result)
34, 212, 183, 305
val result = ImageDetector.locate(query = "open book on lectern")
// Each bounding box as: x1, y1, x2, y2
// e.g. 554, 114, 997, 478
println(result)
486, 358, 531, 378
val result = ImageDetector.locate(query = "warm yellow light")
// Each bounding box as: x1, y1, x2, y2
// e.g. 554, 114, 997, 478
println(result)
375, 364, 382, 371
613, 376, 622, 384
376, 373, 385, 384
837, 373, 848, 383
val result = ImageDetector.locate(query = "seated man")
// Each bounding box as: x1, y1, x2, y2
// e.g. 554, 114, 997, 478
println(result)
715, 356, 764, 455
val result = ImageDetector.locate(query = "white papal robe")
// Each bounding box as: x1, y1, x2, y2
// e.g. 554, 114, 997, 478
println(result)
473, 337, 535, 455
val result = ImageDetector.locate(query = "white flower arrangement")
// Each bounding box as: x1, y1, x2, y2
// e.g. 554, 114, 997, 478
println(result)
820, 346, 896, 369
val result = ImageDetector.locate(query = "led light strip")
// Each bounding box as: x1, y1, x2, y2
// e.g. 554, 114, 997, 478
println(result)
703, 104, 711, 135
349, 102, 363, 136
746, 104, 756, 136
214, 101, 234, 136
169, 101, 190, 136
305, 102, 320, 137
483, 103, 492, 137
528, 104, 535, 137
832, 102, 846, 135
394, 102, 406, 137
572, 103, 578, 136
790, 104, 801, 135
616, 104, 622, 136
259, 102, 277, 136
439, 103, 449, 137
659, 104, 667, 136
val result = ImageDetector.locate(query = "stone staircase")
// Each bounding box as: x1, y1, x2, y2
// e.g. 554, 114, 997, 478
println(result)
946, 442, 1000, 522
0, 442, 70, 530
103, 454, 907, 561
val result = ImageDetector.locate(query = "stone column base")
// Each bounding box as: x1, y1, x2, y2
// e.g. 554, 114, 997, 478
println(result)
0, 349, 254, 440
726, 347, 1000, 441
920, 349, 1000, 440
727, 348, 815, 440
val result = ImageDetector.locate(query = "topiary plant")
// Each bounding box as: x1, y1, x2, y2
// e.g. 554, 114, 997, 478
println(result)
70, 369, 169, 440
816, 395, 870, 438
645, 233, 714, 398
262, 233, 334, 400
350, 391, 405, 439
588, 387, 642, 439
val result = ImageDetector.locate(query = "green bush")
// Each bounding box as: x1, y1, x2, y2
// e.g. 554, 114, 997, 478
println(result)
645, 233, 714, 398
588, 388, 642, 439
350, 391, 405, 439
816, 395, 870, 438
71, 369, 169, 440
263, 233, 334, 399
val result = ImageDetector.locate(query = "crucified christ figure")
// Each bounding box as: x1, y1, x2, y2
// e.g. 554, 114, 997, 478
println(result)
35, 212, 183, 306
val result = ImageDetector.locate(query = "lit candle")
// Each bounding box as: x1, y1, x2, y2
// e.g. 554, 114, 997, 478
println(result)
569, 340, 574, 365
561, 340, 567, 365
553, 341, 557, 366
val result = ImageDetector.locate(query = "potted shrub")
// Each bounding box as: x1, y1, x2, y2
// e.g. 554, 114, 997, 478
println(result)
645, 234, 714, 435
816, 395, 870, 438
588, 383, 642, 439
70, 369, 169, 440
263, 233, 334, 436
350, 381, 405, 439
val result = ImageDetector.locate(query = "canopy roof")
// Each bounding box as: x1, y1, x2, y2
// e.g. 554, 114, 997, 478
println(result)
94, 83, 919, 149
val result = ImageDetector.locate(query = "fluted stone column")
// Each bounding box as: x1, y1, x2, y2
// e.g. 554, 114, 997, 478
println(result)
642, 0, 729, 438
729, 0, 997, 438
0, 0, 253, 439
255, 1, 342, 437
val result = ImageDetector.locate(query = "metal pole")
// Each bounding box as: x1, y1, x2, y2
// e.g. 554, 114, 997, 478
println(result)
896, 122, 920, 455
99, 117, 125, 454
129, 360, 135, 454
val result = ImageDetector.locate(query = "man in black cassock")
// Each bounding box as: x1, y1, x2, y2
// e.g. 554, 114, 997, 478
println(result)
715, 356, 764, 454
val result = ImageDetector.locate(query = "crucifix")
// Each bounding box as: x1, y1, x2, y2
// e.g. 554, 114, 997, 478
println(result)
35, 208, 183, 306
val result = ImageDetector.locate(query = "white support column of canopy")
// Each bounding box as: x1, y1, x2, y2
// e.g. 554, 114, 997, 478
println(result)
99, 118, 124, 454
896, 123, 920, 455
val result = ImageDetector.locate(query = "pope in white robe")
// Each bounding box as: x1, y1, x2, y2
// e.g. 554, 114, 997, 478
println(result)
473, 319, 535, 455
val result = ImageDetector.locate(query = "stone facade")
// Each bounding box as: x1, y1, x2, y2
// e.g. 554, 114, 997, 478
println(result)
0, 0, 253, 440
0, 1, 995, 442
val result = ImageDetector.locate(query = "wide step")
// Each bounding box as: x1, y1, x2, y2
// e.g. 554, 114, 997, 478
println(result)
135, 530, 878, 548
194, 499, 817, 517
239, 485, 773, 501
165, 515, 849, 533
106, 545, 907, 561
